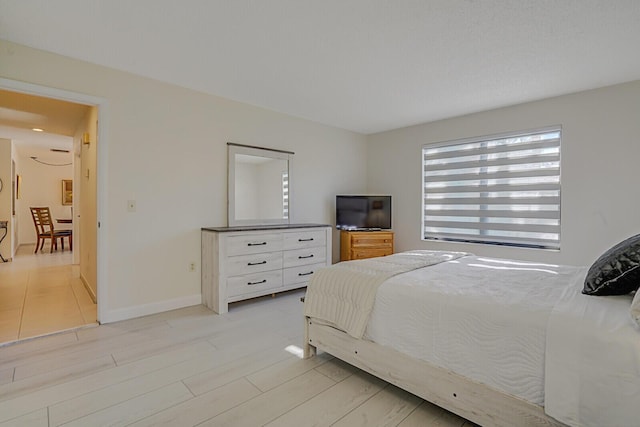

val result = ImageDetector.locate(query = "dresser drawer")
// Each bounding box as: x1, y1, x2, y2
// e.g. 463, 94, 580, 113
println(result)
227, 270, 283, 298
283, 263, 327, 286
351, 233, 394, 248
351, 247, 393, 260
226, 233, 283, 256
226, 251, 283, 276
283, 230, 326, 250
283, 246, 326, 268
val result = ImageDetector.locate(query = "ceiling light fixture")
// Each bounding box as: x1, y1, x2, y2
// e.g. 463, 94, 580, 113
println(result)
32, 128, 44, 132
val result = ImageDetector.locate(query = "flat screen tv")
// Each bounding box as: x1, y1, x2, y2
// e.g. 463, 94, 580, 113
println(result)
336, 195, 392, 230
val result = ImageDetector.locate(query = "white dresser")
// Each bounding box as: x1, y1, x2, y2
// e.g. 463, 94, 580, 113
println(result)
201, 224, 332, 314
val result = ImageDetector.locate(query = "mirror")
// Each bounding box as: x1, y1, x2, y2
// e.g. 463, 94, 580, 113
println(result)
228, 143, 293, 226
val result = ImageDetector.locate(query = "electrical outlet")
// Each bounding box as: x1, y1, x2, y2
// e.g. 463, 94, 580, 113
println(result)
189, 262, 196, 272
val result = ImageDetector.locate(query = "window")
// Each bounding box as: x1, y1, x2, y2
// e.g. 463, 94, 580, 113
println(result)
422, 127, 561, 249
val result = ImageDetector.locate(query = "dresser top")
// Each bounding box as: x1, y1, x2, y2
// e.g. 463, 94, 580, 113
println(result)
202, 223, 331, 233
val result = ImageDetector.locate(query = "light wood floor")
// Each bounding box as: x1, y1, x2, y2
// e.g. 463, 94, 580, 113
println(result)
0, 245, 96, 344
0, 289, 477, 426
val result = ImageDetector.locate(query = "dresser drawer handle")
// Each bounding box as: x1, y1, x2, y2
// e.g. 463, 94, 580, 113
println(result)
298, 238, 314, 242
247, 279, 267, 285
298, 254, 314, 259
247, 242, 267, 246
247, 260, 267, 266
298, 271, 314, 277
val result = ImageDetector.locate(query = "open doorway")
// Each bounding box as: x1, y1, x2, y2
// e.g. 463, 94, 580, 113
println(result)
0, 85, 101, 344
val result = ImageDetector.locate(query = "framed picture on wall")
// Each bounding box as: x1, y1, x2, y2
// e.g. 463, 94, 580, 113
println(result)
62, 179, 72, 205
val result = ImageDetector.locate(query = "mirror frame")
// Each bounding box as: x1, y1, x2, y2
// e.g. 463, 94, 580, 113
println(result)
227, 142, 294, 227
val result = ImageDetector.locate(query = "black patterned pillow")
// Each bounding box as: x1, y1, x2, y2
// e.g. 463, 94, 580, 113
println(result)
583, 234, 640, 296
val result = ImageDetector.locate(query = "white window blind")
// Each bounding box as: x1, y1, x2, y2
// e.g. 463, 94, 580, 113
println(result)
422, 127, 561, 249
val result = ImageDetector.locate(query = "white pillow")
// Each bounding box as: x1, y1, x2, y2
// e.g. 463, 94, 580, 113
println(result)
632, 291, 640, 327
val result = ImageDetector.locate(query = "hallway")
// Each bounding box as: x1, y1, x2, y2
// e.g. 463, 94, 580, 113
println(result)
0, 245, 96, 344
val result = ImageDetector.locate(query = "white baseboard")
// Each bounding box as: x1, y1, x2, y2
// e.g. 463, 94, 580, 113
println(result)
80, 273, 97, 303
100, 294, 203, 324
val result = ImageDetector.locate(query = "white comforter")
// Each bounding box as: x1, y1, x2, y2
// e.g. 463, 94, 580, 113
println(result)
364, 255, 585, 405
306, 251, 640, 425
545, 276, 640, 427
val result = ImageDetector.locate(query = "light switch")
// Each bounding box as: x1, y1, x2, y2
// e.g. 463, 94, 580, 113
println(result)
127, 200, 136, 212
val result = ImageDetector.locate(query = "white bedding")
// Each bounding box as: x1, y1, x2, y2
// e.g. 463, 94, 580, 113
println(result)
306, 251, 640, 425
545, 278, 640, 427
364, 255, 586, 405
303, 250, 468, 338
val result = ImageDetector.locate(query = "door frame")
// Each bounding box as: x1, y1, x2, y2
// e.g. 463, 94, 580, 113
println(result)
0, 77, 108, 323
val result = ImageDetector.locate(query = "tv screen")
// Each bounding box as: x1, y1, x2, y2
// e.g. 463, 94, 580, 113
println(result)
336, 195, 392, 230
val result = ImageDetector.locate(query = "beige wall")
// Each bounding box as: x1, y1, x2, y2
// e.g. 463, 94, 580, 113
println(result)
0, 139, 11, 260
76, 107, 98, 300
367, 80, 640, 266
10, 148, 18, 257
0, 39, 368, 322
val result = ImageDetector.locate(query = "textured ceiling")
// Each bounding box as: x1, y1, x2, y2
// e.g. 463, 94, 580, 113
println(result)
1, 0, 639, 134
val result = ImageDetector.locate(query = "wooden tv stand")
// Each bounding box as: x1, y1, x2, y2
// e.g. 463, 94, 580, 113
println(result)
340, 230, 394, 261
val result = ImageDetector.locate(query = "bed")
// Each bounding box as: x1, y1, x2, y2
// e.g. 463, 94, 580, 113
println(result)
302, 250, 640, 427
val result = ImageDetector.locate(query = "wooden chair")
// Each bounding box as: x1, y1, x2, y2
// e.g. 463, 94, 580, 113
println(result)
30, 207, 73, 253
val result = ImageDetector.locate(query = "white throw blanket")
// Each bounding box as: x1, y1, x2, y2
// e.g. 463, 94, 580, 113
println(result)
303, 250, 469, 338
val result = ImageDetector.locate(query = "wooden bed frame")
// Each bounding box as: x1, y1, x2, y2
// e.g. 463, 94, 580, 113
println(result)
303, 316, 565, 427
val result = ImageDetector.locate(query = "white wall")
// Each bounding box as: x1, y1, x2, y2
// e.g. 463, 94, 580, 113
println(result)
15, 147, 73, 245
0, 39, 368, 322
367, 80, 640, 266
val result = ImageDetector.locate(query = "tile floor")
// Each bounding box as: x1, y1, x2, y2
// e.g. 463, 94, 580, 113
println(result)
0, 244, 96, 344
0, 289, 475, 426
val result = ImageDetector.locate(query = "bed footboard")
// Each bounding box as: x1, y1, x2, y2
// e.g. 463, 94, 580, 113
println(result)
303, 315, 316, 358
304, 316, 564, 427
